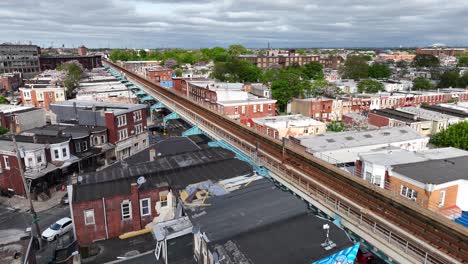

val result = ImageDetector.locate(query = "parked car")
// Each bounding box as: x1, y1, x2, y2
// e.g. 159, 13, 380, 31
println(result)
41, 217, 73, 241
61, 193, 69, 205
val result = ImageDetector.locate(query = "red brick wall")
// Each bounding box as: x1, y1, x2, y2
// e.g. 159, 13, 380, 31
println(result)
43, 91, 56, 111
221, 103, 276, 125
105, 109, 147, 145
73, 183, 168, 245
368, 112, 390, 127
0, 154, 25, 196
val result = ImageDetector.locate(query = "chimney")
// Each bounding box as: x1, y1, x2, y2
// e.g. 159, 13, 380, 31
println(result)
33, 135, 37, 143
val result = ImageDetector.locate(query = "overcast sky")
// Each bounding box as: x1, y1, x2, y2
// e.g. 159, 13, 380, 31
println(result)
1, 0, 467, 49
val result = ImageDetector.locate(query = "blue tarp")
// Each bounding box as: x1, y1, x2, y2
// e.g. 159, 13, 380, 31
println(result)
313, 243, 360, 264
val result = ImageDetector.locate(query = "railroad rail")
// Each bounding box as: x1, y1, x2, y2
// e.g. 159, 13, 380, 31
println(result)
106, 61, 468, 263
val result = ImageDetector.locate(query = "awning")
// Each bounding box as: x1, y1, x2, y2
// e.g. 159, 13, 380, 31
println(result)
135, 90, 147, 96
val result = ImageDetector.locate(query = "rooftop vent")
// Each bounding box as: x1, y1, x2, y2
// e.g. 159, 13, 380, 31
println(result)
326, 139, 336, 143
345, 136, 354, 140
363, 134, 373, 138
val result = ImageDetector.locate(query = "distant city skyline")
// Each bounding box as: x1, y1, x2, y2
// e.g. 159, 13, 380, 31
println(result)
1, 0, 467, 49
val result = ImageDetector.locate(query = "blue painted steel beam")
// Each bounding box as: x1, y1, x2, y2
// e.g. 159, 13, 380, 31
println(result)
182, 126, 203, 137
163, 112, 180, 126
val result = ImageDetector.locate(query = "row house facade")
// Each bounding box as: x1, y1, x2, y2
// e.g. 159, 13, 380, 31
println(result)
19, 87, 66, 110
238, 50, 344, 69
0, 72, 23, 92
49, 101, 148, 160
0, 125, 115, 197
289, 89, 468, 121
251, 115, 326, 139
416, 47, 468, 57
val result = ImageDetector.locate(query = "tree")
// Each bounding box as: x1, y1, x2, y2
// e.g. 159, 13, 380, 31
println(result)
0, 127, 8, 135
211, 57, 261, 83
164, 59, 178, 68
174, 69, 183, 77
357, 80, 384, 93
0, 96, 8, 104
59, 61, 84, 98
458, 72, 468, 88
296, 49, 306, 55
430, 122, 468, 150
271, 70, 311, 112
413, 54, 439, 68
139, 49, 147, 59
457, 55, 468, 67
412, 77, 433, 90
328, 121, 345, 132
302, 62, 324, 80
368, 63, 391, 79
340, 55, 369, 80
438, 70, 460, 88
227, 45, 250, 56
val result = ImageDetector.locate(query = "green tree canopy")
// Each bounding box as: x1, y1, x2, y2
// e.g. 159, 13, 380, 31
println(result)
0, 96, 8, 104
270, 70, 311, 112
368, 63, 391, 79
357, 79, 384, 93
328, 121, 345, 132
413, 54, 440, 68
457, 55, 468, 67
211, 57, 261, 83
430, 122, 468, 150
438, 70, 460, 88
138, 49, 147, 59
458, 72, 468, 88
302, 62, 324, 80
340, 55, 369, 80
227, 45, 250, 56
412, 77, 433, 90
0, 127, 8, 135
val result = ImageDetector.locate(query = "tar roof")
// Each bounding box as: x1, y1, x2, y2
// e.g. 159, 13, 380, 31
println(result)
186, 179, 308, 243
297, 126, 427, 152
0, 140, 45, 153
25, 125, 106, 139
124, 137, 200, 165
213, 214, 352, 264
73, 147, 253, 203
392, 156, 468, 185
371, 109, 422, 123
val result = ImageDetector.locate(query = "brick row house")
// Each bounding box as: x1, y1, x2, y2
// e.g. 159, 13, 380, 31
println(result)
251, 115, 326, 139
183, 81, 277, 125
0, 124, 114, 197
0, 105, 47, 134
69, 138, 253, 245
19, 87, 66, 110
238, 49, 344, 69
49, 101, 149, 160
357, 148, 468, 217
289, 89, 468, 121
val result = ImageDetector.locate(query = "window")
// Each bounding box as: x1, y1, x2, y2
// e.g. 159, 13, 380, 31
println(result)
117, 115, 127, 127
400, 185, 418, 200
373, 175, 382, 186
365, 172, 372, 182
140, 198, 151, 216
118, 129, 128, 141
37, 155, 42, 163
234, 106, 238, 115
94, 136, 99, 145
62, 148, 67, 158
253, 104, 257, 113
101, 135, 106, 144
133, 110, 142, 121
241, 105, 245, 114
160, 196, 168, 207
259, 104, 264, 112
84, 209, 95, 225
439, 190, 446, 206
54, 149, 59, 159
121, 202, 132, 220
304, 129, 309, 134
3, 156, 10, 169
75, 142, 81, 152
81, 141, 88, 151
135, 124, 143, 134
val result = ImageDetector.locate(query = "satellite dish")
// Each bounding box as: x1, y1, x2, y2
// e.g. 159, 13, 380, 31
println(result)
77, 176, 83, 184
137, 176, 146, 186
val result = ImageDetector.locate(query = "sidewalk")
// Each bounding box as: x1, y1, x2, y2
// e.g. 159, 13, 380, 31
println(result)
0, 188, 66, 212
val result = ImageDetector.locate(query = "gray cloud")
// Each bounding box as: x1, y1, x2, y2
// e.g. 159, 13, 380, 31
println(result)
0, 0, 467, 48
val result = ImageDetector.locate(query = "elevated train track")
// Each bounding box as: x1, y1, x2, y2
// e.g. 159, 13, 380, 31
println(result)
106, 61, 468, 263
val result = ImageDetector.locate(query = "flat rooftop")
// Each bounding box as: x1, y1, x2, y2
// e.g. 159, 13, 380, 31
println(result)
359, 147, 468, 166
0, 105, 33, 114
370, 109, 422, 123
50, 100, 147, 113
252, 114, 324, 129
296, 126, 427, 152
187, 179, 353, 264
392, 156, 468, 185
397, 106, 461, 121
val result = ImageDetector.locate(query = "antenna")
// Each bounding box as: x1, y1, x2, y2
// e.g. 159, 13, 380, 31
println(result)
321, 224, 336, 250
137, 176, 146, 186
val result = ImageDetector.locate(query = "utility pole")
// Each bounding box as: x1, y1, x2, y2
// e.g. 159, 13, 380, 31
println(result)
11, 132, 42, 248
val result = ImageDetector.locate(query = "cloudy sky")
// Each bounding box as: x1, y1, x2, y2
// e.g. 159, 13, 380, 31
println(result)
0, 0, 467, 49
